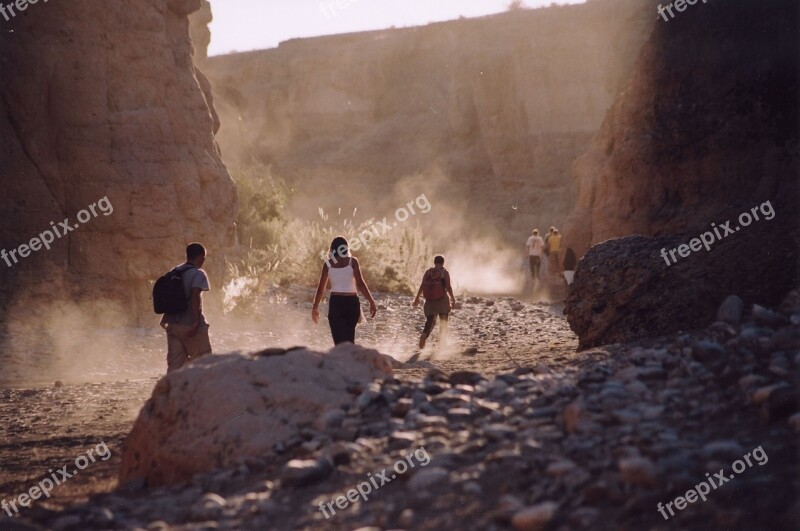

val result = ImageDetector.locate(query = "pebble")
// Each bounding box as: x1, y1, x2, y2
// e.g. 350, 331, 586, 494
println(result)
702, 440, 744, 459
545, 459, 576, 477
280, 458, 332, 487
190, 493, 227, 520
618, 457, 658, 486
407, 467, 449, 490
717, 295, 743, 325
789, 413, 800, 432
752, 304, 789, 328
511, 502, 559, 531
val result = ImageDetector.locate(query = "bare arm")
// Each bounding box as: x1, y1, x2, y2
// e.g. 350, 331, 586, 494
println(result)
412, 279, 424, 307
445, 271, 456, 305
352, 258, 377, 317
311, 263, 329, 324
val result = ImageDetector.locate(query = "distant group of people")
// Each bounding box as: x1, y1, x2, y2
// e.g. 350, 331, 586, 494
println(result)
156, 237, 456, 373
525, 227, 577, 290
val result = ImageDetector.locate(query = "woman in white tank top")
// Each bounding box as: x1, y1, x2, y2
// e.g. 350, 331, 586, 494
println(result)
311, 236, 378, 345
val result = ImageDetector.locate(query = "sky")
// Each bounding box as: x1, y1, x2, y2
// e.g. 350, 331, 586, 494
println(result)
208, 0, 587, 56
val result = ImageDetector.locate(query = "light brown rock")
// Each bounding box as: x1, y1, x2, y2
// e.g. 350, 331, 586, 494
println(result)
119, 344, 393, 486
511, 502, 559, 531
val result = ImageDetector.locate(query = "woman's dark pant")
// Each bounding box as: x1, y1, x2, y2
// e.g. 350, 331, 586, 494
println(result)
422, 313, 449, 342
328, 295, 361, 345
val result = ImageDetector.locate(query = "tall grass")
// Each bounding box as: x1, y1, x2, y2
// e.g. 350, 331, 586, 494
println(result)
223, 161, 433, 313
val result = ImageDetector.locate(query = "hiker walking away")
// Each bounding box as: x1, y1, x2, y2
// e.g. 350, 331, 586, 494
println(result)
548, 228, 562, 275
157, 243, 212, 372
312, 236, 378, 345
562, 247, 577, 286
542, 226, 555, 275
525, 229, 545, 289
413, 255, 456, 350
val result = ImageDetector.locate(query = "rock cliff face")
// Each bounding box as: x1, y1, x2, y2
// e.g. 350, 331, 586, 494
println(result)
0, 0, 237, 320
203, 0, 654, 243
563, 0, 798, 347
564, 0, 799, 255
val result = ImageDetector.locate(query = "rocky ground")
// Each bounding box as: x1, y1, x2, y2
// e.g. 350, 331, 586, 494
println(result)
1, 283, 798, 530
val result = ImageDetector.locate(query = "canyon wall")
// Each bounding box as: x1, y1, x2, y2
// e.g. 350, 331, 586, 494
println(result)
564, 0, 799, 255
203, 0, 655, 246
0, 0, 237, 321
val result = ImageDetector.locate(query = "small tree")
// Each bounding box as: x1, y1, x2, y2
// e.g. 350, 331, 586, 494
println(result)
507, 0, 526, 10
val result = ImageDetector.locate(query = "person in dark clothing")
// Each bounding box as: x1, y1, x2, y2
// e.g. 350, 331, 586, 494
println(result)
413, 255, 456, 352
562, 247, 577, 286
311, 236, 377, 345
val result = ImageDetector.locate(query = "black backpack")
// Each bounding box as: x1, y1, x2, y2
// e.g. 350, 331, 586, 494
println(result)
152, 265, 195, 315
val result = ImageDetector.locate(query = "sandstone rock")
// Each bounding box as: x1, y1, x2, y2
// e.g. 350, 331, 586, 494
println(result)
0, 0, 237, 318
565, 233, 796, 348
119, 344, 392, 486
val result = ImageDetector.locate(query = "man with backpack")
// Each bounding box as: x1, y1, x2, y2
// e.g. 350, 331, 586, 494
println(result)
155, 243, 212, 372
413, 255, 456, 351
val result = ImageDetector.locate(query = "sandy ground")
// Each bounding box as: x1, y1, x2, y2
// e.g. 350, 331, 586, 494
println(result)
0, 278, 573, 515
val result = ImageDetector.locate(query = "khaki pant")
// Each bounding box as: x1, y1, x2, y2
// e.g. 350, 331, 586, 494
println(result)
165, 323, 212, 373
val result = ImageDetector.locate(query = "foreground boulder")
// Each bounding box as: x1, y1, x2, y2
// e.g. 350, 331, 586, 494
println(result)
119, 344, 394, 486
566, 219, 797, 348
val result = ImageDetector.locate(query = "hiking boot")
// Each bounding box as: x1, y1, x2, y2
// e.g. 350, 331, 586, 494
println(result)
419, 334, 427, 349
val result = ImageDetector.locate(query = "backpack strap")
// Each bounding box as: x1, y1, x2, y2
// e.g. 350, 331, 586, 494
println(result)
175, 264, 197, 300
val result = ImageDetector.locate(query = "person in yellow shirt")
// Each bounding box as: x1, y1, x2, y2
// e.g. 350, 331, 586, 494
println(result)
548, 229, 562, 274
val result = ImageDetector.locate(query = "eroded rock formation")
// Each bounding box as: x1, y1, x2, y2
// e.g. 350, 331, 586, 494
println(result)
564, 0, 799, 256
202, 0, 654, 244
563, 0, 798, 347
119, 344, 394, 487
0, 0, 237, 320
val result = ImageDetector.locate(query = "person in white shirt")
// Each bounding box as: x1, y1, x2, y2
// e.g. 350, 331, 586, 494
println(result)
525, 229, 545, 288
311, 236, 377, 345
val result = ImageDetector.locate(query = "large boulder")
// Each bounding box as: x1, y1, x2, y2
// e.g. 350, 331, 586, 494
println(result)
119, 344, 394, 487
565, 217, 797, 349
